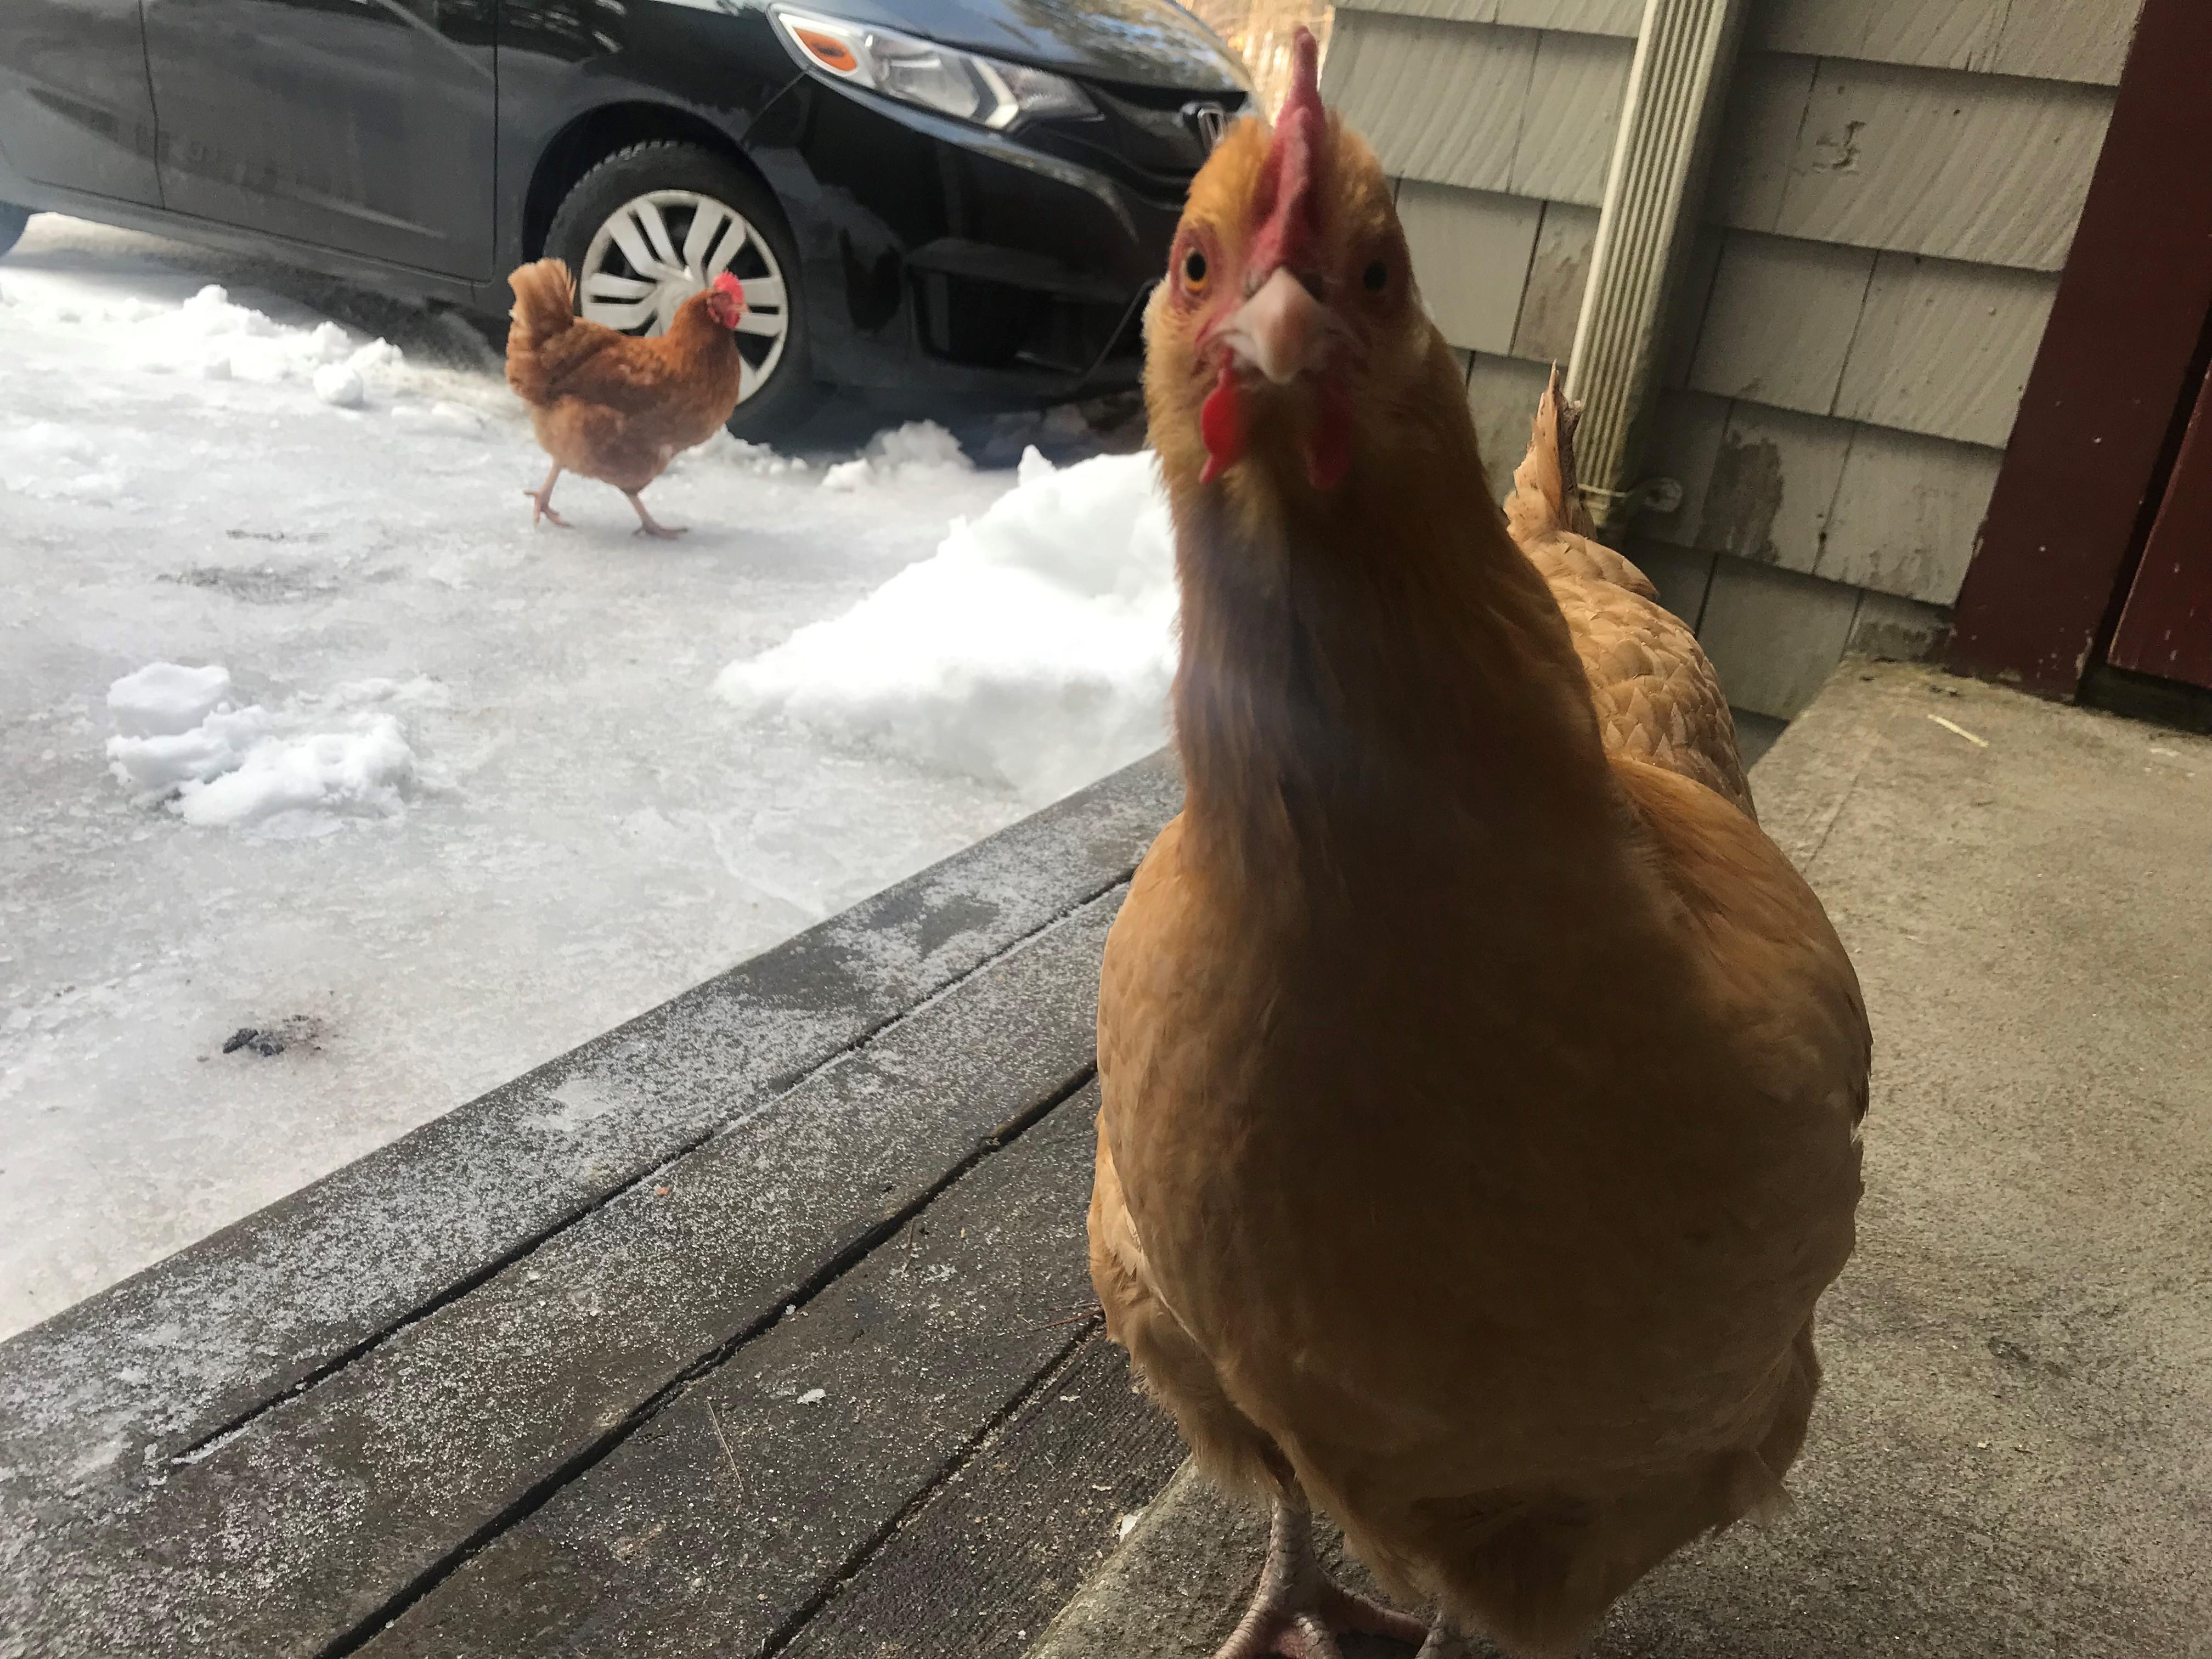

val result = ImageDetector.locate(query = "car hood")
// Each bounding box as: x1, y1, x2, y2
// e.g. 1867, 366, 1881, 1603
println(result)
788, 0, 1251, 92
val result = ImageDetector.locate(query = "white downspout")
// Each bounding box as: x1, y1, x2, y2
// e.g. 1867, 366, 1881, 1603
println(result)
1564, 0, 1752, 532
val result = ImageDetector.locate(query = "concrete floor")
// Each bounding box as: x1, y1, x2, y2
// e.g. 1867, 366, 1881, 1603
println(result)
1028, 662, 2212, 1658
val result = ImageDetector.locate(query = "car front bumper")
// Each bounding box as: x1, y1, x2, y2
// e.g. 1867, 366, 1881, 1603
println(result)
746, 77, 1183, 408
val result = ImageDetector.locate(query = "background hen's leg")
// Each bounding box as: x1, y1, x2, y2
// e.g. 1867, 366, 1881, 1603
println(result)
1213, 1498, 1428, 1659
624, 490, 686, 539
523, 462, 569, 528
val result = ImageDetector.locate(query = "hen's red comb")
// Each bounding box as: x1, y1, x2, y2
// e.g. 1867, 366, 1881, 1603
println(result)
712, 272, 744, 304
1247, 28, 1325, 278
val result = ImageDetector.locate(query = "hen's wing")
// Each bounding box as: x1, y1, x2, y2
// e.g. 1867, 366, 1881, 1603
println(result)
1504, 367, 1756, 820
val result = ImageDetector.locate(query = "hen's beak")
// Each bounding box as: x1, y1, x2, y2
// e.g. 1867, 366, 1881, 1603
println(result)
1217, 268, 1338, 385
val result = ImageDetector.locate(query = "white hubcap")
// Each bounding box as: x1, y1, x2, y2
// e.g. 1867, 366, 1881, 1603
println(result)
578, 189, 792, 405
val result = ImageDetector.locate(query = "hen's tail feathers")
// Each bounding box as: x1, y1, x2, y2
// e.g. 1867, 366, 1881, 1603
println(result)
1504, 365, 1598, 541
505, 259, 577, 405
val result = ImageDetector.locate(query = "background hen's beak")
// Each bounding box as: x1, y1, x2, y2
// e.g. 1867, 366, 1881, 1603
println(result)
1220, 268, 1334, 385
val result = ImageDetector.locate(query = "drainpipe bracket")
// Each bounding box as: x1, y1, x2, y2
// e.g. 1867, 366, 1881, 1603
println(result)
1580, 476, 1684, 526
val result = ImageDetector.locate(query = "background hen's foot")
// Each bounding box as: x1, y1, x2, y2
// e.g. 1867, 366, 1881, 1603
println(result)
624, 490, 686, 539
1213, 1500, 1428, 1659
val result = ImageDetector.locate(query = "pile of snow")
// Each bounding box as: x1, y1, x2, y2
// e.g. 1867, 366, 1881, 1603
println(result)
718, 447, 1177, 803
820, 421, 974, 491
13, 280, 403, 396
105, 663, 427, 832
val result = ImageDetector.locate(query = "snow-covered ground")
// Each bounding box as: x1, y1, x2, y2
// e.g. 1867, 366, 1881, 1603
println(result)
0, 217, 1175, 1341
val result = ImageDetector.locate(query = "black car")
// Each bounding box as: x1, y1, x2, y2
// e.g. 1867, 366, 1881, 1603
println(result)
0, 0, 1248, 436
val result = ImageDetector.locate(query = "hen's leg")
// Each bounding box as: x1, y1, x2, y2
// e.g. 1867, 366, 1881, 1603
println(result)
624, 490, 686, 539
523, 462, 569, 528
1413, 1620, 1481, 1658
1214, 1499, 1428, 1659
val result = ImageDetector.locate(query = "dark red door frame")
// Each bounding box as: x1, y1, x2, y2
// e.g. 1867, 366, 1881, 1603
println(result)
1948, 0, 2212, 698
2109, 368, 2212, 687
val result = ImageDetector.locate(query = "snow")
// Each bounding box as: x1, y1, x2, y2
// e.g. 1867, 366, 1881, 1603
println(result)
1, 216, 1166, 1341
720, 447, 1177, 804
818, 419, 973, 491
103, 665, 431, 831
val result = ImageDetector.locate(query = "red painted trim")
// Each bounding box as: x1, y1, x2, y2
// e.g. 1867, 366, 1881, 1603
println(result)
2109, 370, 2212, 688
1946, 0, 2212, 698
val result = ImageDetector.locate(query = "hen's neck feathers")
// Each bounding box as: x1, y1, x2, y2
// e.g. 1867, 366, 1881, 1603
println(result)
1164, 364, 1622, 898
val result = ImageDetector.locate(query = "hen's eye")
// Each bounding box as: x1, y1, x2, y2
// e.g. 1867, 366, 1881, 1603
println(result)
1363, 259, 1388, 293
1183, 247, 1209, 290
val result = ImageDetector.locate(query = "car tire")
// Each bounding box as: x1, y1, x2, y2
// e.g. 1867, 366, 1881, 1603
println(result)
543, 142, 820, 444
0, 202, 30, 257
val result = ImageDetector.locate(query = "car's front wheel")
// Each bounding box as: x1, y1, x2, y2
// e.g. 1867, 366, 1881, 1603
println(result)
543, 142, 819, 443
0, 202, 30, 257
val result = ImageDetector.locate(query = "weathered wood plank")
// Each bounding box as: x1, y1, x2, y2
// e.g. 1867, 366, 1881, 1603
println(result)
1686, 230, 1876, 415
1750, 0, 2012, 77
1398, 181, 1544, 355
779, 1336, 1187, 1659
1846, 588, 1954, 662
1750, 0, 2140, 84
1833, 253, 2057, 448
1695, 555, 1864, 717
1705, 52, 1818, 233
360, 1086, 1114, 1659
1333, 0, 1644, 36
1323, 13, 1538, 195
1510, 31, 1635, 205
1769, 59, 2114, 271
1496, 0, 1643, 35
1988, 0, 2142, 85
1512, 200, 1599, 363
1638, 388, 1733, 549
0, 753, 1180, 1555
1694, 401, 1855, 575
1816, 424, 2005, 603
1333, 0, 1499, 24
8, 893, 1126, 1658
1658, 226, 1725, 390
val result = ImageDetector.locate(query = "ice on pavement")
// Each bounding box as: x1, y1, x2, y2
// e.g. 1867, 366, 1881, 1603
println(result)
1, 216, 1163, 1340
721, 447, 1176, 803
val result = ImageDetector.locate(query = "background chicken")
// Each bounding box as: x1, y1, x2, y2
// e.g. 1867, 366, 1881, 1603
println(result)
505, 259, 747, 538
1089, 31, 1870, 1659
1504, 369, 1754, 818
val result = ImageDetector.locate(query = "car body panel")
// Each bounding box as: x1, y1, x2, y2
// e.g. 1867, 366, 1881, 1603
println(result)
0, 0, 1245, 411
0, 0, 163, 204
142, 0, 499, 276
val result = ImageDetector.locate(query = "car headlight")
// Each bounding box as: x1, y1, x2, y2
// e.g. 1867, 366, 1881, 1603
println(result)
772, 7, 1097, 131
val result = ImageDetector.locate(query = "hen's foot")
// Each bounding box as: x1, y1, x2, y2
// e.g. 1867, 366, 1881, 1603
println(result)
524, 464, 570, 528
1214, 1501, 1427, 1659
523, 491, 571, 528
624, 491, 686, 539
1413, 1621, 1481, 1658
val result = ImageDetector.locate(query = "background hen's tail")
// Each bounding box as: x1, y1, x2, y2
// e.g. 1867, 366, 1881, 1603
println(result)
505, 259, 577, 405
1503, 365, 1598, 542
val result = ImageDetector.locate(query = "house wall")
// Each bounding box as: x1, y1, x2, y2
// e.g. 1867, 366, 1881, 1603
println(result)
1321, 0, 2145, 716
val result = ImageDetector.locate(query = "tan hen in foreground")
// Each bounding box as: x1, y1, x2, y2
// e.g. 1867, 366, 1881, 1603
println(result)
1088, 31, 1869, 1659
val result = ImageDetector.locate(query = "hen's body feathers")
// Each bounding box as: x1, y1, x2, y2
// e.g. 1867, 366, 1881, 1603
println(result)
1504, 371, 1753, 818
1089, 95, 1867, 1657
504, 258, 742, 498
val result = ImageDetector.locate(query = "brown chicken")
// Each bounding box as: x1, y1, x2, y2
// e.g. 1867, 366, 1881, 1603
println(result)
1505, 369, 1754, 817
504, 258, 747, 538
1088, 30, 1869, 1659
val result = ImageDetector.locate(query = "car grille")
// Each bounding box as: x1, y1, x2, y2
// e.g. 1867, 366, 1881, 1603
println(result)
1023, 82, 1251, 211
